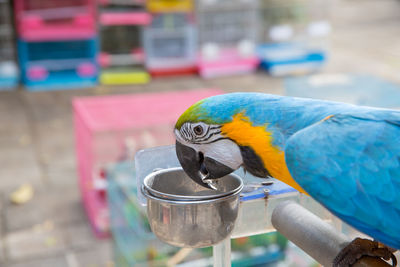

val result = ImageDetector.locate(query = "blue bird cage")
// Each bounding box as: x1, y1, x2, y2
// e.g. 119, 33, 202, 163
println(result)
18, 38, 98, 90
257, 0, 331, 76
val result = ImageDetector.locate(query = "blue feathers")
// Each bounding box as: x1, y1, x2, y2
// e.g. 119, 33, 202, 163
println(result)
285, 114, 400, 249
199, 93, 400, 247
200, 93, 358, 148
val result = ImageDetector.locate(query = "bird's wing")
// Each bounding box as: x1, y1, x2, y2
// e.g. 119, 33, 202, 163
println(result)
284, 114, 400, 249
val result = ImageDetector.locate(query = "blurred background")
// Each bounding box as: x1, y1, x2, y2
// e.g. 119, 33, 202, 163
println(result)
0, 0, 400, 266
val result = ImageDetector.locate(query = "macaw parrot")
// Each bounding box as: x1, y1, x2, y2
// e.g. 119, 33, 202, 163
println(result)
174, 92, 400, 266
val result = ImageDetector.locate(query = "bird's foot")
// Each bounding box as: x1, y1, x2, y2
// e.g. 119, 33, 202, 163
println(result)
333, 238, 397, 267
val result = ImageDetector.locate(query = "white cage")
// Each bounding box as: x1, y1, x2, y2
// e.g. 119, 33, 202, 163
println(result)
196, 0, 259, 78
143, 13, 197, 75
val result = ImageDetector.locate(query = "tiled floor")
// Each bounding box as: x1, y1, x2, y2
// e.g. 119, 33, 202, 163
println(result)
0, 0, 400, 266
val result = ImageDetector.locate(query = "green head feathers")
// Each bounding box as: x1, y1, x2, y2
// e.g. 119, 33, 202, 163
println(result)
175, 93, 246, 130
175, 99, 209, 130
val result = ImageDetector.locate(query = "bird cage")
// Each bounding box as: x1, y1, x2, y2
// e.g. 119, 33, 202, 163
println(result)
143, 13, 197, 76
19, 39, 98, 90
196, 0, 259, 78
146, 0, 193, 13
257, 0, 331, 76
73, 89, 222, 238
108, 162, 180, 265
99, 12, 151, 84
14, 0, 97, 41
0, 0, 18, 89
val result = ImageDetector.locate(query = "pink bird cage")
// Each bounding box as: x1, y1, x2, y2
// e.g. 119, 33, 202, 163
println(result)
14, 0, 97, 41
73, 89, 223, 238
196, 0, 259, 78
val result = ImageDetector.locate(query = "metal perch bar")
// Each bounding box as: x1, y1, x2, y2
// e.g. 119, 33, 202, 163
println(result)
271, 201, 392, 267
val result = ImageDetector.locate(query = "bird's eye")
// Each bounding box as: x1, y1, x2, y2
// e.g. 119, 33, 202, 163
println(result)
193, 125, 203, 135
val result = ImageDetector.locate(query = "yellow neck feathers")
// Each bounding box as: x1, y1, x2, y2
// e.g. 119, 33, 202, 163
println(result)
220, 113, 306, 194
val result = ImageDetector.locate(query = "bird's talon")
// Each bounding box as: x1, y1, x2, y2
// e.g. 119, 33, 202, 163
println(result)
333, 238, 397, 267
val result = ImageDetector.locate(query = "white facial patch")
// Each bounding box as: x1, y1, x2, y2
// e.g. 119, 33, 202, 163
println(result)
175, 128, 243, 171
175, 129, 188, 144
199, 139, 243, 171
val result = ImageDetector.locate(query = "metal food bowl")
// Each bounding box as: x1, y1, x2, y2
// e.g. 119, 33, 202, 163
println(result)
142, 167, 243, 248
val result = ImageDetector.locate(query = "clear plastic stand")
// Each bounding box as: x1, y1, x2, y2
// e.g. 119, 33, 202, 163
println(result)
135, 145, 334, 266
213, 238, 231, 267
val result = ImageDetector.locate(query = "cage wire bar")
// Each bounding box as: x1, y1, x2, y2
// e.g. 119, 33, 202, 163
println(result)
99, 0, 146, 8
0, 0, 18, 89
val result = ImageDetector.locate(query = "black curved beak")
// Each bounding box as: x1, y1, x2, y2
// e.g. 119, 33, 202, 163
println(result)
175, 141, 235, 189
